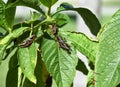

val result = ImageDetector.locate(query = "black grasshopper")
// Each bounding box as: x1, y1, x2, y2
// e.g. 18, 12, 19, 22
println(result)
20, 35, 36, 48
56, 35, 71, 54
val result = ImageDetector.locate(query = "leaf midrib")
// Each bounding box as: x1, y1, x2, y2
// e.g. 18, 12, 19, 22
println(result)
106, 52, 120, 86
57, 43, 64, 87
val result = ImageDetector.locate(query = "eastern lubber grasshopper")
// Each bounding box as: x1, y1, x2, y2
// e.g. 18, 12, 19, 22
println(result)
20, 35, 36, 48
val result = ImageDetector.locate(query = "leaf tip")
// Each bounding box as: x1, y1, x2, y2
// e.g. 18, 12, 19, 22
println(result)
31, 76, 37, 84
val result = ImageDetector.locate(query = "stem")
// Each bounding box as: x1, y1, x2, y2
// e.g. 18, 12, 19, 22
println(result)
8, 28, 12, 33
48, 6, 51, 16
30, 23, 33, 36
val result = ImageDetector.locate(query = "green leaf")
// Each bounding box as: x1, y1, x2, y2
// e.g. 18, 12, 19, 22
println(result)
36, 27, 43, 38
6, 0, 45, 15
0, 1, 7, 29
23, 78, 36, 87
95, 9, 120, 87
71, 8, 101, 36
0, 27, 29, 45
5, 47, 18, 62
23, 52, 45, 87
18, 42, 38, 84
57, 2, 73, 11
6, 68, 18, 87
18, 67, 24, 87
41, 38, 78, 87
8, 48, 18, 69
117, 84, 120, 87
0, 32, 4, 38
5, 7, 16, 29
0, 0, 16, 30
39, 0, 58, 8
52, 13, 70, 27
5, 0, 17, 29
56, 4, 101, 36
6, 50, 18, 87
52, 79, 57, 87
65, 32, 98, 63
35, 56, 45, 87
0, 27, 29, 62
0, 44, 7, 63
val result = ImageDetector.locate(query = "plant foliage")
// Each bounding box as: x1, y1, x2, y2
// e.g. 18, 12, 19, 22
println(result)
0, 0, 120, 87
